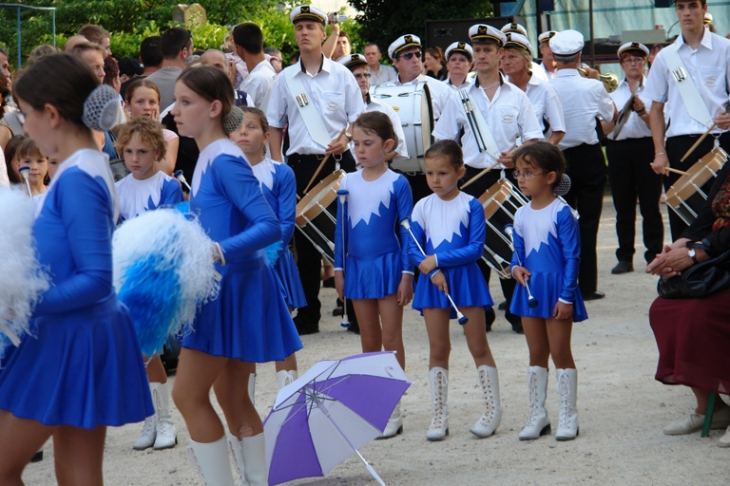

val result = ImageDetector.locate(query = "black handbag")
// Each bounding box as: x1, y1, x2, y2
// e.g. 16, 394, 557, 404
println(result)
657, 249, 730, 299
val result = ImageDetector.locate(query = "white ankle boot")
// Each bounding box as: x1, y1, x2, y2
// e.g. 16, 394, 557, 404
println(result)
133, 413, 156, 450
187, 436, 236, 486
152, 382, 177, 449
470, 365, 503, 438
519, 366, 551, 440
427, 367, 449, 441
555, 368, 579, 440
275, 370, 298, 390
378, 400, 403, 439
248, 373, 256, 406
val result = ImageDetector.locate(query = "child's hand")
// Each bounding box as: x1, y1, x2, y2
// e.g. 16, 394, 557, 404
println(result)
397, 273, 414, 306
430, 271, 449, 294
553, 301, 573, 320
335, 271, 345, 302
512, 266, 531, 287
419, 255, 437, 274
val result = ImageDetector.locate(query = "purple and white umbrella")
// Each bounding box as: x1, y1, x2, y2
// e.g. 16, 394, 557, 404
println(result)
263, 351, 410, 486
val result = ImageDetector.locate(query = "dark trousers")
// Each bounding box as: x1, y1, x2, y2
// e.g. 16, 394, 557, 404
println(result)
606, 137, 663, 264
562, 143, 607, 295
460, 166, 518, 321
289, 151, 357, 325
664, 132, 730, 240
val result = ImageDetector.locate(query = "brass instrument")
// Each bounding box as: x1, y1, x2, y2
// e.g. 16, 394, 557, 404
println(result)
578, 64, 619, 93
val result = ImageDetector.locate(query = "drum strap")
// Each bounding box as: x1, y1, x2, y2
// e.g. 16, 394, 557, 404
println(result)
663, 45, 714, 129
458, 88, 502, 161
284, 67, 333, 149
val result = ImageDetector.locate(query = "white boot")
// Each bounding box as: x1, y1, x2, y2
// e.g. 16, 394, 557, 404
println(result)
469, 365, 503, 438
555, 368, 579, 440
152, 382, 177, 450
427, 367, 449, 441
248, 373, 256, 406
275, 370, 298, 390
519, 366, 551, 440
241, 434, 266, 486
378, 400, 403, 439
187, 436, 236, 486
227, 434, 249, 486
133, 414, 156, 450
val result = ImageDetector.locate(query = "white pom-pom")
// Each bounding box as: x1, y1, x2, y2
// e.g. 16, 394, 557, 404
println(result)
0, 188, 50, 354
83, 85, 121, 132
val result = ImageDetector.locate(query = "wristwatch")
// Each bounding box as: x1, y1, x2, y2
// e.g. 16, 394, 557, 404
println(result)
687, 247, 698, 264
345, 131, 353, 141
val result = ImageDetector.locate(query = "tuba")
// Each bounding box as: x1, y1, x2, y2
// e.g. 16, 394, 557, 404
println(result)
578, 64, 619, 93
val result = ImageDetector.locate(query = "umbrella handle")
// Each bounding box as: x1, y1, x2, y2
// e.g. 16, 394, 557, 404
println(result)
354, 449, 386, 486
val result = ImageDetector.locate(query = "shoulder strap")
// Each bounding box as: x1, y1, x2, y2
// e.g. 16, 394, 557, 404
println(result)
458, 88, 502, 160
663, 43, 714, 129
284, 66, 333, 149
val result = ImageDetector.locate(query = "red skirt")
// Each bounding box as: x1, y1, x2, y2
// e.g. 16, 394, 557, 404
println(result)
649, 288, 730, 394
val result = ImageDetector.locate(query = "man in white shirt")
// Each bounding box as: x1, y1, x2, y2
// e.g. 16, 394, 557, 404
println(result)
433, 24, 543, 332
267, 5, 364, 335
364, 43, 397, 85
501, 23, 548, 82
549, 29, 617, 300
601, 42, 663, 275
233, 22, 276, 111
537, 31, 558, 80
644, 0, 730, 240
442, 42, 474, 90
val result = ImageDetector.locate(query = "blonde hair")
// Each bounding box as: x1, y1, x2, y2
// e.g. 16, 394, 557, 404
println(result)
114, 117, 167, 161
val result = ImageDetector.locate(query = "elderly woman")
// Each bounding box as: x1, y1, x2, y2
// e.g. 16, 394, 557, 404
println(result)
647, 154, 730, 447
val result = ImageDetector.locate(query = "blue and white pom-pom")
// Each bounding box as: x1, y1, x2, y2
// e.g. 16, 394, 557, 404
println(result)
0, 188, 50, 359
113, 208, 220, 357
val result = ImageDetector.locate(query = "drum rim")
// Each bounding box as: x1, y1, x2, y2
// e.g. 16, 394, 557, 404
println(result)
666, 147, 728, 200
296, 170, 344, 225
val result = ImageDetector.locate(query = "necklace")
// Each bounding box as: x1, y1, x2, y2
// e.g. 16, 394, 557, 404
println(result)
481, 81, 500, 91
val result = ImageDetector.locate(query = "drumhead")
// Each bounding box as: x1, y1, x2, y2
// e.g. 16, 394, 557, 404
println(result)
296, 170, 344, 223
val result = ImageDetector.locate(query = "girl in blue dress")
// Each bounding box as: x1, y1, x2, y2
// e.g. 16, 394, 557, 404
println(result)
169, 66, 301, 486
0, 53, 153, 484
229, 106, 304, 393
509, 141, 587, 442
114, 117, 183, 451
409, 140, 502, 442
334, 112, 414, 439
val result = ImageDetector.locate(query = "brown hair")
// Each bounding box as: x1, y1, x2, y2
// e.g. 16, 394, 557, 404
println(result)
239, 106, 270, 134
15, 137, 50, 184
0, 73, 9, 116
27, 44, 60, 68
78, 24, 110, 45
13, 53, 99, 127
177, 65, 233, 126
512, 141, 566, 190
124, 78, 161, 105
113, 117, 167, 161
425, 46, 445, 65
351, 111, 398, 146
425, 139, 463, 169
71, 42, 106, 58
103, 56, 119, 86
4, 135, 25, 183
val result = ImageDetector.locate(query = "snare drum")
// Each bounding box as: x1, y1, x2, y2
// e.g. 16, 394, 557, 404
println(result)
370, 81, 433, 174
665, 147, 728, 226
478, 178, 529, 279
295, 170, 345, 263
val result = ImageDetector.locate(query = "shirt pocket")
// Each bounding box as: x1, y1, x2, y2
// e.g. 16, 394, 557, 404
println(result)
319, 91, 345, 113
699, 66, 724, 90
498, 104, 520, 125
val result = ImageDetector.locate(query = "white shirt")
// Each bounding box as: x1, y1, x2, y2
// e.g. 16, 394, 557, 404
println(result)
607, 76, 653, 141
395, 74, 453, 121
433, 75, 543, 169
365, 97, 409, 158
539, 62, 557, 80
266, 55, 364, 156
524, 74, 566, 134
241, 60, 277, 112
443, 77, 474, 91
643, 29, 730, 138
550, 69, 616, 150
532, 62, 549, 82
369, 64, 397, 86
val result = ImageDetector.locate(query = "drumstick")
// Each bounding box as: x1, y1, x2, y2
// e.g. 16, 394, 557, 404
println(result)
174, 170, 192, 192
337, 190, 350, 329
680, 124, 715, 163
302, 128, 348, 196
663, 167, 689, 176
504, 225, 538, 309
460, 159, 501, 190
400, 219, 468, 325
18, 166, 36, 211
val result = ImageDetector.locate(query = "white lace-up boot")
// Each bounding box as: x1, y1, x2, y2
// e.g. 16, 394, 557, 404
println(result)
555, 368, 579, 440
187, 436, 236, 486
275, 370, 298, 390
133, 413, 156, 450
519, 366, 551, 440
469, 365, 503, 438
152, 382, 177, 449
241, 434, 266, 486
426, 367, 449, 441
228, 434, 249, 486
378, 400, 403, 439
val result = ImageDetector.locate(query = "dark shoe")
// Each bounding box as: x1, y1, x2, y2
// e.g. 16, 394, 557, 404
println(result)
611, 261, 634, 275
497, 301, 507, 311
583, 291, 606, 301
346, 320, 360, 335
322, 277, 335, 288
504, 310, 524, 334
332, 306, 344, 316
485, 307, 496, 332
293, 315, 319, 335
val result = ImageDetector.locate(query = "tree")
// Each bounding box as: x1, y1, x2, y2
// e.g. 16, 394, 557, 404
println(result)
347, 0, 493, 55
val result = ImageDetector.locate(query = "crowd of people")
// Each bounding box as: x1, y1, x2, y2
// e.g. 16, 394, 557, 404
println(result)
1, 0, 730, 484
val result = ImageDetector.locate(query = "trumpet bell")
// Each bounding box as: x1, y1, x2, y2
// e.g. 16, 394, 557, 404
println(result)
578, 65, 619, 93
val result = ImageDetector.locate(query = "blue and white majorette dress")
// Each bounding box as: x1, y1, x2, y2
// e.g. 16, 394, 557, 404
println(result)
185, 139, 302, 362
115, 170, 184, 223
334, 169, 413, 299
251, 158, 306, 309
509, 198, 587, 322
409, 192, 493, 316
0, 149, 154, 428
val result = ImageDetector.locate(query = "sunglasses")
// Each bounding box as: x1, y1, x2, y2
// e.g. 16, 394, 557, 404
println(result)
397, 51, 422, 61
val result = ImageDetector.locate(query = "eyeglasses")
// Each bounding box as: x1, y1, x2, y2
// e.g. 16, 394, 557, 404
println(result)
397, 51, 422, 61
621, 57, 644, 65
512, 170, 545, 180
354, 73, 371, 79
